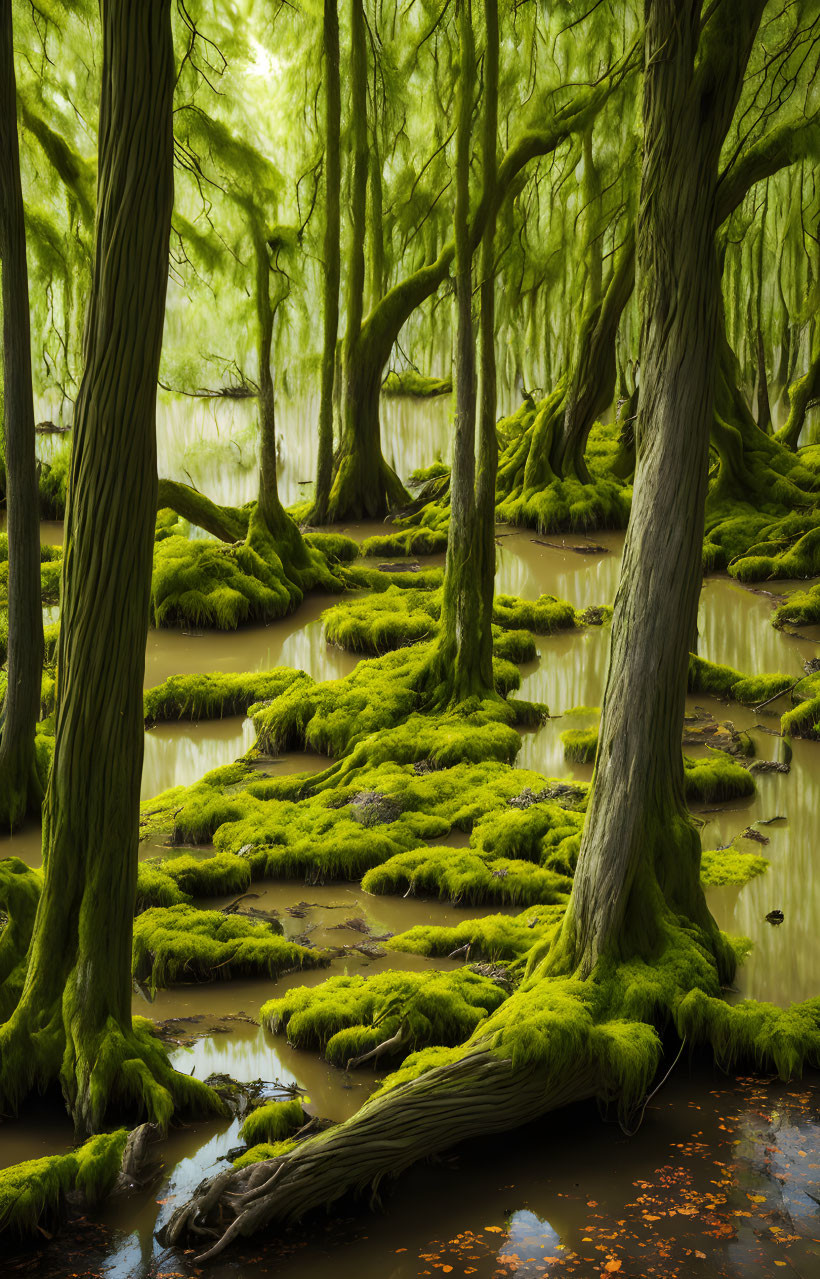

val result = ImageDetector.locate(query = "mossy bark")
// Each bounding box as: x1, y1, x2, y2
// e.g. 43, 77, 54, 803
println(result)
0, 0, 219, 1137
308, 0, 341, 525
776, 342, 820, 451
422, 0, 498, 706
0, 0, 44, 829
562, 0, 764, 975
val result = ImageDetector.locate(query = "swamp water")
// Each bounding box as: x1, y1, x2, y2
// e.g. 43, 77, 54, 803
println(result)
2, 398, 818, 1276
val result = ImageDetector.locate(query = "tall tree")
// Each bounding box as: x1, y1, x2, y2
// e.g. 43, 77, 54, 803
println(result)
0, 0, 44, 830
309, 0, 342, 525
562, 0, 767, 973
0, 0, 220, 1137
423, 0, 499, 704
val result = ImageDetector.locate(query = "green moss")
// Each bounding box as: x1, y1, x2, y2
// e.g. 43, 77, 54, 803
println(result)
772, 582, 820, 629
699, 847, 768, 887
139, 851, 253, 903
0, 859, 43, 1020
132, 904, 327, 989
135, 861, 190, 913
561, 727, 598, 764
781, 673, 820, 740
688, 654, 793, 706
683, 752, 755, 803
0, 1129, 127, 1238
144, 668, 307, 722
492, 593, 577, 634
232, 1138, 297, 1169
239, 1097, 306, 1145
249, 646, 530, 765
262, 968, 506, 1066
382, 369, 452, 397
151, 507, 342, 630
388, 904, 565, 962
362, 845, 572, 907
303, 531, 360, 562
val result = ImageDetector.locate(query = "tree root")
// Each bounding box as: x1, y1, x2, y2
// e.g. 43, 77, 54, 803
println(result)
158, 1049, 596, 1260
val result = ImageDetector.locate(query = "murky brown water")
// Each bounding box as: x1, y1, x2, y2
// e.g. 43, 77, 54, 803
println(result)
2, 404, 817, 1274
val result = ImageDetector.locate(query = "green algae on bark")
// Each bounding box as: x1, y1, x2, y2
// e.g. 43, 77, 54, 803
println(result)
132, 904, 327, 989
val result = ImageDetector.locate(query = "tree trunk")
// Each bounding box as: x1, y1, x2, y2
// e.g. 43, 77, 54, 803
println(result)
428, 1, 480, 701
0, 0, 44, 829
562, 0, 765, 976
309, 0, 341, 525
0, 0, 220, 1138
776, 342, 820, 451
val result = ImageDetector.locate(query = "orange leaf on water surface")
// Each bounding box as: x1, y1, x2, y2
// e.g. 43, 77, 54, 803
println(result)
484, 1226, 503, 1233
603, 1262, 622, 1273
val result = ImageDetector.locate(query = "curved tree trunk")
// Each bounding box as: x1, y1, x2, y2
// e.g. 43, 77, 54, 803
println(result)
776, 343, 820, 451
0, 0, 219, 1137
309, 0, 341, 525
0, 0, 44, 829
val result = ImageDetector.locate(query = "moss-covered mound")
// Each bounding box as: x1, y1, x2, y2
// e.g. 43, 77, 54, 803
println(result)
703, 431, 820, 580
144, 667, 307, 722
781, 670, 820, 740
321, 583, 578, 658
136, 851, 252, 910
495, 409, 632, 533
151, 505, 343, 630
772, 582, 820, 629
382, 369, 452, 397
699, 847, 769, 887
362, 845, 573, 907
239, 1097, 307, 1145
388, 904, 566, 963
687, 654, 793, 706
248, 645, 536, 768
559, 717, 755, 801
132, 904, 327, 989
0, 1129, 127, 1238
262, 968, 507, 1067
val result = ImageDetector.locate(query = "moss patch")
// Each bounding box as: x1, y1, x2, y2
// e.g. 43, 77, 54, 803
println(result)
262, 968, 507, 1067
132, 905, 327, 989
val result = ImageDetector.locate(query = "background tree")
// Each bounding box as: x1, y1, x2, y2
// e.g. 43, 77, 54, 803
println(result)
0, 0, 44, 830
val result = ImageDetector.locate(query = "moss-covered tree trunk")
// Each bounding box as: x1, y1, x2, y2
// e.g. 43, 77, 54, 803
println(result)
0, 0, 219, 1137
776, 341, 820, 450
0, 0, 44, 829
422, 0, 499, 705
563, 0, 764, 975
309, 0, 341, 525
326, 0, 407, 521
